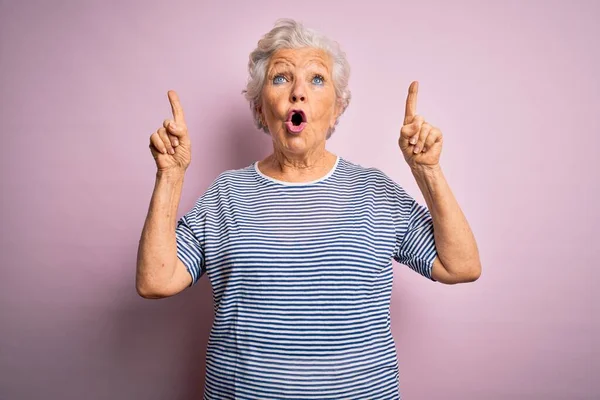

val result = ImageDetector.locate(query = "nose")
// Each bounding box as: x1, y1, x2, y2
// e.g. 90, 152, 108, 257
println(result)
290, 81, 306, 103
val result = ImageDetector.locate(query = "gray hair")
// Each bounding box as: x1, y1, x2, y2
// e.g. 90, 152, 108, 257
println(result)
242, 18, 351, 139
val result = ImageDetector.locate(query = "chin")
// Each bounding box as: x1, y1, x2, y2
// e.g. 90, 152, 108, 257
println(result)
284, 143, 309, 154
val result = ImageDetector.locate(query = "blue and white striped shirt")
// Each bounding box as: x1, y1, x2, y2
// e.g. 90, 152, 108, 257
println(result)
176, 156, 438, 400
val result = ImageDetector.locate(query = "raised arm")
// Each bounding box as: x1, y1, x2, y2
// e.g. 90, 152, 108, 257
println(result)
398, 81, 482, 284
136, 91, 194, 298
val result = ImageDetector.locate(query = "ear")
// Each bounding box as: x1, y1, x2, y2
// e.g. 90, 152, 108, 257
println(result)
256, 104, 264, 125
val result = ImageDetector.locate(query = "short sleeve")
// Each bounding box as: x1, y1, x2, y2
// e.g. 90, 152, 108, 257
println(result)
390, 180, 438, 281
175, 200, 206, 286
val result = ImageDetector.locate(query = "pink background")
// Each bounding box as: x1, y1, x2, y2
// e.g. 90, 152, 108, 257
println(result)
1, 1, 598, 399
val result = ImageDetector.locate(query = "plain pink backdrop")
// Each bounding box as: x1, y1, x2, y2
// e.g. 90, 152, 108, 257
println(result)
1, 1, 598, 399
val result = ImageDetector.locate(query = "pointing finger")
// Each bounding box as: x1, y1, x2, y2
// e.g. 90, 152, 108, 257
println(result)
403, 81, 419, 125
168, 90, 185, 124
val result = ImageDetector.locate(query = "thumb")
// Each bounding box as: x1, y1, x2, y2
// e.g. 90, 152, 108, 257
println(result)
399, 115, 423, 148
165, 121, 189, 142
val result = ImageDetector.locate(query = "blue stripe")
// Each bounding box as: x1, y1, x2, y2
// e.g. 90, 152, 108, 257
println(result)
175, 156, 437, 399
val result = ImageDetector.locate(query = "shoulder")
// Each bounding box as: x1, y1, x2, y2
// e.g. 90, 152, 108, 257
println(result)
338, 157, 414, 204
206, 163, 256, 190
216, 162, 255, 181
187, 163, 255, 211
338, 157, 400, 188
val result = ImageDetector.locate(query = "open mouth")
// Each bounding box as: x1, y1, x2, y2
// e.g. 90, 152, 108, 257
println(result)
287, 109, 307, 126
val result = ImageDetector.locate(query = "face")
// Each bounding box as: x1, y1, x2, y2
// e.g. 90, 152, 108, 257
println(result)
258, 47, 341, 156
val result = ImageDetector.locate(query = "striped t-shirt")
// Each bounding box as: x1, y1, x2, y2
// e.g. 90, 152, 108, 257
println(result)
175, 155, 438, 400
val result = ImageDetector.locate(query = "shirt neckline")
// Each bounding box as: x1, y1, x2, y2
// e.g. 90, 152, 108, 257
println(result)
253, 156, 341, 186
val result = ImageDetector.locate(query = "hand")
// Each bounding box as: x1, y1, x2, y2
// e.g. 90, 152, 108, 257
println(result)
149, 90, 191, 173
398, 81, 443, 169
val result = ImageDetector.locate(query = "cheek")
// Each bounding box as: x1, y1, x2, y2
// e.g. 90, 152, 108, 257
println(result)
313, 96, 336, 122
262, 91, 286, 118
316, 88, 336, 109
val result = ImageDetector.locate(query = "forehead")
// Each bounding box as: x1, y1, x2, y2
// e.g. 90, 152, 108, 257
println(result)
268, 47, 332, 70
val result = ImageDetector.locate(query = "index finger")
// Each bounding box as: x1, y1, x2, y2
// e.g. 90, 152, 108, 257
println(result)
168, 90, 185, 123
403, 81, 418, 125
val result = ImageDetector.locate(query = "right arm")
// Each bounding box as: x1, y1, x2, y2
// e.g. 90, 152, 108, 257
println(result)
136, 170, 192, 298
136, 90, 193, 299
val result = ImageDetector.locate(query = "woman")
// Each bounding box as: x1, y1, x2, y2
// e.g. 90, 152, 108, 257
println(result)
137, 19, 481, 400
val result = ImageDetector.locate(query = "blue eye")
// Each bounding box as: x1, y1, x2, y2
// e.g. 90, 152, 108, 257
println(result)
273, 75, 287, 84
312, 75, 324, 85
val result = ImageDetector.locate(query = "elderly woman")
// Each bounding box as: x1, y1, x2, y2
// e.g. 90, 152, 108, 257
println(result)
137, 18, 481, 400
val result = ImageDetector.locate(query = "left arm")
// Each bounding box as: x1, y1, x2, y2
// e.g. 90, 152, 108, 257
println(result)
411, 164, 481, 284
399, 81, 481, 284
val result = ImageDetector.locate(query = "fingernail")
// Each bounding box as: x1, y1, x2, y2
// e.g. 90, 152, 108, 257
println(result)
410, 137, 417, 145
163, 148, 167, 154
173, 139, 179, 146
170, 148, 175, 155
413, 146, 420, 153
170, 122, 177, 130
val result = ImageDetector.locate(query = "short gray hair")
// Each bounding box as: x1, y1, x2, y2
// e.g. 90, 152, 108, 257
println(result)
242, 18, 351, 139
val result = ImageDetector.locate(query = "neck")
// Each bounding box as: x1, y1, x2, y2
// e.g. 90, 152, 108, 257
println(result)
269, 147, 332, 172
260, 147, 337, 182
